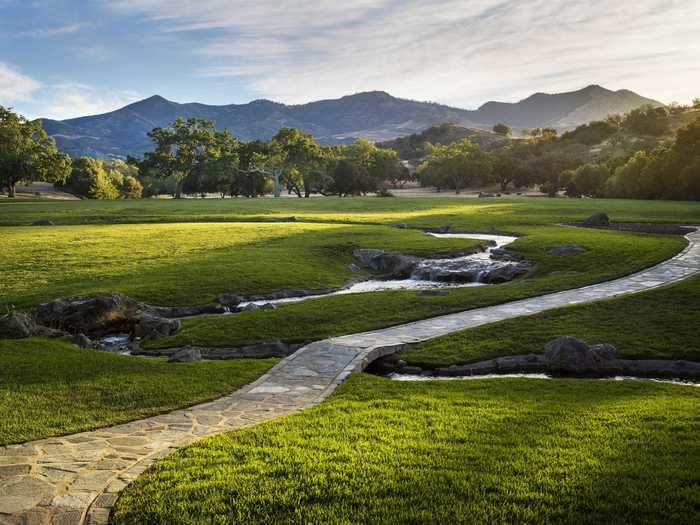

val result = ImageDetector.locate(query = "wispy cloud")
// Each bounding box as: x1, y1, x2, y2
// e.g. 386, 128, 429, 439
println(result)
107, 0, 700, 106
39, 83, 142, 120
14, 23, 86, 39
0, 63, 42, 104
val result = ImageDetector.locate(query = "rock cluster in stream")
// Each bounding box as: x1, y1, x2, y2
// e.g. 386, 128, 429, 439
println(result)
352, 247, 530, 284
378, 336, 700, 379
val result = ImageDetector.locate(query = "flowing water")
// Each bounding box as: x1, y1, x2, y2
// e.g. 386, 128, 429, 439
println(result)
240, 232, 520, 308
387, 372, 700, 387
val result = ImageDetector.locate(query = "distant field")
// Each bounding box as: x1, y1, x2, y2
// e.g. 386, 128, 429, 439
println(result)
2, 195, 700, 227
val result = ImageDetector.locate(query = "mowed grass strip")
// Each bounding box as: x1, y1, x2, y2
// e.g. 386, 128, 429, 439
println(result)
0, 339, 277, 444
112, 373, 700, 525
0, 222, 479, 309
400, 273, 700, 367
150, 226, 685, 349
2, 196, 700, 228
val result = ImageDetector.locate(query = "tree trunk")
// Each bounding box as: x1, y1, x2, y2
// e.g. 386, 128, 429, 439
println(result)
8, 179, 16, 198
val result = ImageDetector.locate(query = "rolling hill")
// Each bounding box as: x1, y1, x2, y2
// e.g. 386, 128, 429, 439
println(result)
41, 85, 663, 159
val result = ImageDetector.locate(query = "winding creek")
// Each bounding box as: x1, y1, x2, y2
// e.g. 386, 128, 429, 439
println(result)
239, 232, 520, 308
386, 372, 700, 386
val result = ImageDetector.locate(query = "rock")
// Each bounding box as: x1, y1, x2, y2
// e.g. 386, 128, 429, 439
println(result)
393, 223, 408, 229
543, 336, 621, 375
478, 192, 496, 198
489, 248, 525, 262
0, 313, 35, 338
418, 289, 449, 297
352, 249, 419, 278
478, 263, 530, 284
401, 366, 423, 375
547, 244, 586, 255
33, 294, 140, 336
70, 333, 93, 348
133, 313, 180, 340
434, 225, 452, 234
240, 303, 260, 312
216, 293, 244, 307
583, 212, 610, 227
168, 347, 202, 362
261, 303, 277, 310
33, 219, 54, 226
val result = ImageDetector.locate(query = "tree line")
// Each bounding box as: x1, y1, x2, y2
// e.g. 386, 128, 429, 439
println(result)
416, 103, 700, 200
1, 102, 699, 201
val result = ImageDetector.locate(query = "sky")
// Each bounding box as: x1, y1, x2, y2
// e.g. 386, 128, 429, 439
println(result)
1, 0, 699, 120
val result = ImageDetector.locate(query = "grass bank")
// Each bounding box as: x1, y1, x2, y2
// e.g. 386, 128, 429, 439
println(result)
400, 273, 700, 367
112, 373, 700, 524
0, 222, 479, 309
0, 339, 277, 444
150, 226, 684, 349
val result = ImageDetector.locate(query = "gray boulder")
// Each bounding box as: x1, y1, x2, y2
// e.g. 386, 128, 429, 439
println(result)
352, 249, 418, 278
239, 303, 260, 312
33, 219, 55, 226
544, 336, 621, 375
0, 313, 35, 338
583, 212, 610, 227
490, 248, 525, 262
33, 294, 140, 336
478, 192, 496, 198
216, 293, 244, 308
393, 223, 408, 229
547, 244, 586, 255
479, 263, 530, 284
133, 313, 180, 340
70, 333, 93, 348
168, 347, 202, 363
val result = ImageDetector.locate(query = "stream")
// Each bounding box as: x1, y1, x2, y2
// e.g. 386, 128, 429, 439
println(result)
387, 372, 700, 387
239, 232, 520, 308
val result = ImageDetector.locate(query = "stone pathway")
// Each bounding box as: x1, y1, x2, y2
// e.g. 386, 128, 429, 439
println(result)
2, 228, 699, 525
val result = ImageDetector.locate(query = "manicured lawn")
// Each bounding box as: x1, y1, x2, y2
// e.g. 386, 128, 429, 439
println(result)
2, 195, 700, 228
112, 373, 700, 524
149, 226, 684, 349
0, 222, 479, 309
400, 274, 700, 368
0, 339, 277, 445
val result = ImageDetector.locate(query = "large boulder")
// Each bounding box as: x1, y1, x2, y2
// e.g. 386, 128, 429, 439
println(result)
33, 294, 140, 336
132, 313, 180, 341
583, 212, 610, 227
0, 313, 36, 338
352, 249, 418, 278
544, 336, 621, 375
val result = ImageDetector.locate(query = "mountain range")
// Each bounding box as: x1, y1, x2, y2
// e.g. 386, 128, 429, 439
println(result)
41, 85, 662, 159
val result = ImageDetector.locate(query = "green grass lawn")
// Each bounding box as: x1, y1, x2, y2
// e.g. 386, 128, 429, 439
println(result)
150, 226, 684, 349
0, 339, 277, 445
112, 373, 700, 525
2, 195, 700, 228
399, 273, 700, 368
0, 222, 480, 309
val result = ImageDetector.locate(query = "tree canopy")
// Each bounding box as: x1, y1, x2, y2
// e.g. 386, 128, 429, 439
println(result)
0, 106, 71, 197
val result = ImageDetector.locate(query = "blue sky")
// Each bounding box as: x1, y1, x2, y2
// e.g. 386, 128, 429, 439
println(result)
1, 0, 699, 120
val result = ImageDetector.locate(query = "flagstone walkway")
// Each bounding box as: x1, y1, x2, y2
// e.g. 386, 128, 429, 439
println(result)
1, 228, 699, 525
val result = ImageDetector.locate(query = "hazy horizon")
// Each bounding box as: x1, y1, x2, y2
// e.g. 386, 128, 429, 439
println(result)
1, 0, 699, 120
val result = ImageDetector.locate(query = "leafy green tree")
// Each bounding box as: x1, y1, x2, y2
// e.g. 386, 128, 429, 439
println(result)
271, 128, 324, 197
622, 105, 670, 136
567, 163, 610, 197
65, 157, 120, 199
492, 150, 527, 191
493, 123, 512, 136
0, 106, 71, 197
120, 176, 143, 198
418, 139, 492, 194
693, 98, 700, 110
141, 118, 221, 198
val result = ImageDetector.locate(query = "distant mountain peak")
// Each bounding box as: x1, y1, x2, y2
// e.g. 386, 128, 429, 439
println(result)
41, 85, 663, 159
